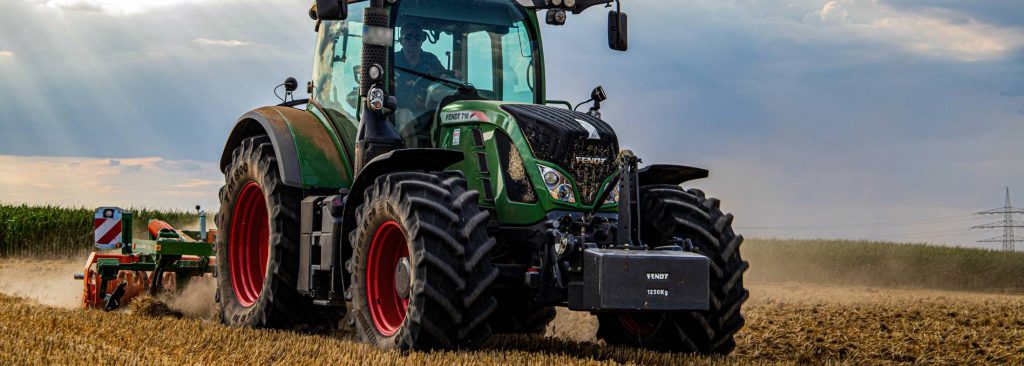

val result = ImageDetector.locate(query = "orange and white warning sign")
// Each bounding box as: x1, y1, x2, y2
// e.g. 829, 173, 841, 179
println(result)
94, 207, 123, 250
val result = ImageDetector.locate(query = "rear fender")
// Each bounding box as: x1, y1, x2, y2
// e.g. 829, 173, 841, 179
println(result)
220, 106, 352, 189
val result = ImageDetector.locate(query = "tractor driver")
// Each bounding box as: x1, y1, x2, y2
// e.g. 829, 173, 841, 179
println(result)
394, 23, 451, 147
395, 23, 446, 98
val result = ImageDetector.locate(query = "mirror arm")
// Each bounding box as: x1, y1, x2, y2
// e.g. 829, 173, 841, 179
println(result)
574, 99, 593, 112
568, 0, 614, 14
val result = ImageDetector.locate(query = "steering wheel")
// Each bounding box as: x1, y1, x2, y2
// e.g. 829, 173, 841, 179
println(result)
404, 70, 462, 111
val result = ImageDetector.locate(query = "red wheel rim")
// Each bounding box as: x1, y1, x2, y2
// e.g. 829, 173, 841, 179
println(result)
618, 313, 658, 336
366, 220, 411, 336
229, 182, 270, 307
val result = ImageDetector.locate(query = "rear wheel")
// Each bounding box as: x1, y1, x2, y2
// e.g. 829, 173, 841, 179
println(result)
350, 172, 497, 350
597, 185, 748, 354
215, 135, 344, 331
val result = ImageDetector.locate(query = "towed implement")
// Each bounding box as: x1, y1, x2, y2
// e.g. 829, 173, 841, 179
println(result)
76, 207, 215, 310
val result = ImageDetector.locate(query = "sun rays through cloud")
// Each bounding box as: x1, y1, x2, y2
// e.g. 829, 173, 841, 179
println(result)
37, 0, 215, 15
0, 0, 1022, 247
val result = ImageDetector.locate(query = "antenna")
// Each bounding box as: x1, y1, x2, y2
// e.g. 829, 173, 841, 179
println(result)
972, 187, 1024, 251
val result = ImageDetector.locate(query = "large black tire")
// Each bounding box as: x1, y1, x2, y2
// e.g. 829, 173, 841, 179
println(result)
350, 172, 498, 350
491, 290, 556, 335
596, 185, 749, 354
215, 135, 344, 331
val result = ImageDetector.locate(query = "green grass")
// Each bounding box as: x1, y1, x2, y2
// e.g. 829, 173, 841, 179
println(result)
744, 238, 1024, 293
0, 204, 195, 258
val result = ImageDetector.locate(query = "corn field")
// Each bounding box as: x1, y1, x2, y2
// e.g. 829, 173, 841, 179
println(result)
0, 204, 195, 258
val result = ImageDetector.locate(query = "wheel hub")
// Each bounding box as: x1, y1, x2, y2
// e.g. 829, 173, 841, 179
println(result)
394, 257, 411, 299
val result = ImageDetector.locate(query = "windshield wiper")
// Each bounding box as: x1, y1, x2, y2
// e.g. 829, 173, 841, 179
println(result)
395, 66, 478, 95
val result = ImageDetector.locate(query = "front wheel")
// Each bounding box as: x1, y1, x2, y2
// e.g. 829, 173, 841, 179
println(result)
350, 172, 497, 350
597, 185, 749, 355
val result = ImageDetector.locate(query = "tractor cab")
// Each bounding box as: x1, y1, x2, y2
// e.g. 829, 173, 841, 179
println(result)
312, 0, 540, 148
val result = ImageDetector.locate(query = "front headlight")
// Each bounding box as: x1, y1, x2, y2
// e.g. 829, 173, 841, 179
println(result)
537, 165, 576, 204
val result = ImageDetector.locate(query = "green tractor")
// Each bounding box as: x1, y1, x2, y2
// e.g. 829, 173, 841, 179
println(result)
215, 0, 748, 354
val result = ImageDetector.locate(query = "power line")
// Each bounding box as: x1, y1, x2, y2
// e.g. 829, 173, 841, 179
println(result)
970, 187, 1023, 252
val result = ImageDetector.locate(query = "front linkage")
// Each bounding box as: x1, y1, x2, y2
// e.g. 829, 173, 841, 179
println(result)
505, 150, 711, 312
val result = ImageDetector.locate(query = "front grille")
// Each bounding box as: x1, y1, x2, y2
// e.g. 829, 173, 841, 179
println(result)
501, 104, 619, 205
496, 131, 536, 203
471, 128, 485, 147
476, 152, 489, 173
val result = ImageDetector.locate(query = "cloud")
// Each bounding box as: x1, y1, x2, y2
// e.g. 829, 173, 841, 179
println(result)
815, 1, 850, 24
172, 179, 221, 189
879, 0, 1024, 29
1002, 85, 1024, 97
193, 38, 251, 47
41, 0, 105, 13
0, 155, 221, 210
2, 0, 1022, 248
800, 0, 1024, 62
36, 0, 209, 15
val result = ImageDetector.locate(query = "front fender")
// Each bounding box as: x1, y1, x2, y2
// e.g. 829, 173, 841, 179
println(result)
220, 106, 352, 189
638, 164, 709, 186
339, 148, 465, 261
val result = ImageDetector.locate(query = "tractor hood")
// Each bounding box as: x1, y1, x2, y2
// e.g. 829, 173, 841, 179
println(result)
438, 100, 619, 207
499, 104, 619, 205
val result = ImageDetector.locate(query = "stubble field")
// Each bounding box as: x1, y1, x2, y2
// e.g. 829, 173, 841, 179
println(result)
1, 258, 1022, 365
2, 205, 1023, 365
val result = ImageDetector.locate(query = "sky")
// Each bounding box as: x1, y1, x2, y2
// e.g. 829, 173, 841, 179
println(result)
0, 0, 1022, 248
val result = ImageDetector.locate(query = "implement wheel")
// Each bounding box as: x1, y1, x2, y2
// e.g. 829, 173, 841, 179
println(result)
215, 135, 344, 331
350, 172, 497, 350
597, 185, 749, 355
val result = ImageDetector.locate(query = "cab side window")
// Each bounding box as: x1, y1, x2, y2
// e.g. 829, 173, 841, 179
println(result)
312, 2, 369, 127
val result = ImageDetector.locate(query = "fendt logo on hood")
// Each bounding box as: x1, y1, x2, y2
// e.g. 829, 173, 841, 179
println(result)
441, 111, 489, 123
575, 156, 607, 165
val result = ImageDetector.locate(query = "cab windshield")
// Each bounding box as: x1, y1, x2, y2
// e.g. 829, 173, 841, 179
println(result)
392, 0, 539, 147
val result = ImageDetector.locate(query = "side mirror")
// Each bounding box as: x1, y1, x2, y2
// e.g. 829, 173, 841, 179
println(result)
311, 0, 347, 21
608, 11, 628, 51
591, 86, 607, 103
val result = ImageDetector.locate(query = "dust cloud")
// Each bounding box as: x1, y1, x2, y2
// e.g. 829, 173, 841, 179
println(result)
0, 259, 82, 308
163, 275, 217, 319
